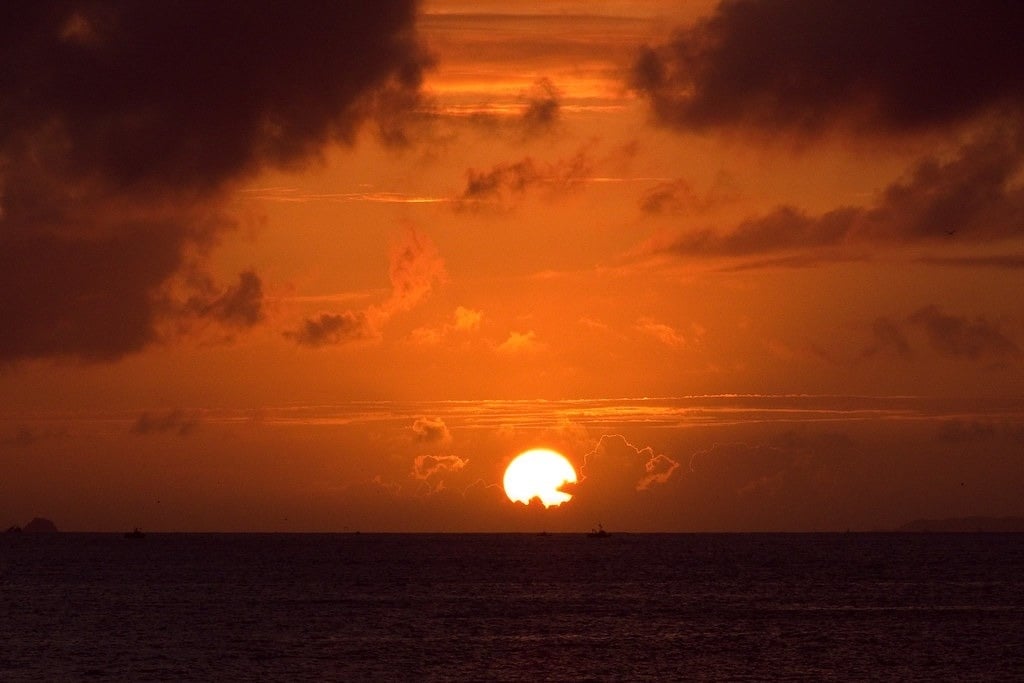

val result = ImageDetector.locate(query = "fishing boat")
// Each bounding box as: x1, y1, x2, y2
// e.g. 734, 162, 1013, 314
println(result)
587, 523, 610, 538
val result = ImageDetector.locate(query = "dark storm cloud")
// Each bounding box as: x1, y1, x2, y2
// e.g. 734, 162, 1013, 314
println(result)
0, 1, 428, 362
131, 409, 198, 436
909, 306, 1020, 361
632, 0, 1024, 135
652, 130, 1024, 259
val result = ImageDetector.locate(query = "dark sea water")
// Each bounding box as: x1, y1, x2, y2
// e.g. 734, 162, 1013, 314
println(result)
2, 533, 1023, 681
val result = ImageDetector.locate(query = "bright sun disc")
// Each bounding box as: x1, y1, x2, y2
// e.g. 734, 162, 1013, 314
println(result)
503, 448, 577, 507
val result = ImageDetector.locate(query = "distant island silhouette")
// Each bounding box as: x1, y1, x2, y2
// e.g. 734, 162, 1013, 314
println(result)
899, 516, 1024, 532
5, 517, 59, 533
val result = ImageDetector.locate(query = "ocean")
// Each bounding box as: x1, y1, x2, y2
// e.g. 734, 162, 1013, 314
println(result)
2, 533, 1023, 680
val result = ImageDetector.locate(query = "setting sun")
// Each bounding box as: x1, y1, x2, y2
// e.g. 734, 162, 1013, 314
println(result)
502, 448, 578, 507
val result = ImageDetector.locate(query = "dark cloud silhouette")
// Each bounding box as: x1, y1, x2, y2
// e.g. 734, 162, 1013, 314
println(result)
632, 1, 1024, 136
651, 130, 1024, 259
861, 307, 1019, 363
185, 270, 264, 327
0, 1, 428, 362
132, 409, 198, 436
455, 150, 593, 209
909, 306, 1019, 361
519, 78, 561, 136
288, 311, 375, 348
639, 180, 697, 215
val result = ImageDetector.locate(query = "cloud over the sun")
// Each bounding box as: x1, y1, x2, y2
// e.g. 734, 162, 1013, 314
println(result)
0, 1, 428, 362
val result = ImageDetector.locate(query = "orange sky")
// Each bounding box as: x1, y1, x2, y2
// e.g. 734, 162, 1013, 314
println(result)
2, 1, 1023, 532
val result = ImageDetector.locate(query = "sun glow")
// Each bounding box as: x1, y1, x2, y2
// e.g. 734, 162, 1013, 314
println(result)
502, 448, 577, 507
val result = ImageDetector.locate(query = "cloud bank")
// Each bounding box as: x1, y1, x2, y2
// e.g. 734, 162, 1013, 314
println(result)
0, 1, 428, 362
632, 1, 1024, 136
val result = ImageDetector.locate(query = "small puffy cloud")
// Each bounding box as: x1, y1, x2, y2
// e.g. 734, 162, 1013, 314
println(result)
412, 454, 467, 480
288, 311, 376, 347
411, 417, 452, 445
452, 306, 483, 333
131, 409, 198, 437
184, 270, 265, 328
498, 330, 543, 354
411, 454, 469, 495
639, 179, 697, 215
409, 306, 483, 346
635, 318, 699, 349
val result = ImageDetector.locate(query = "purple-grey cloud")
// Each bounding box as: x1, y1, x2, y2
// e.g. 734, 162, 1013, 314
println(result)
632, 1, 1024, 136
288, 311, 375, 348
649, 130, 1024, 260
909, 306, 1019, 361
0, 1, 428, 362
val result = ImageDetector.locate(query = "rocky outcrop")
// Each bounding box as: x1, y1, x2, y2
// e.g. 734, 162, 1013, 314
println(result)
22, 517, 59, 533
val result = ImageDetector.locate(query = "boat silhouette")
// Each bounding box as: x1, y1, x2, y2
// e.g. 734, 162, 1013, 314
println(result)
123, 528, 145, 539
588, 523, 610, 538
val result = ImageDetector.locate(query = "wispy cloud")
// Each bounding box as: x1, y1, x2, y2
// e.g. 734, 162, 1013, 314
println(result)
287, 227, 446, 347
641, 130, 1024, 263
131, 410, 199, 437
241, 187, 449, 204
